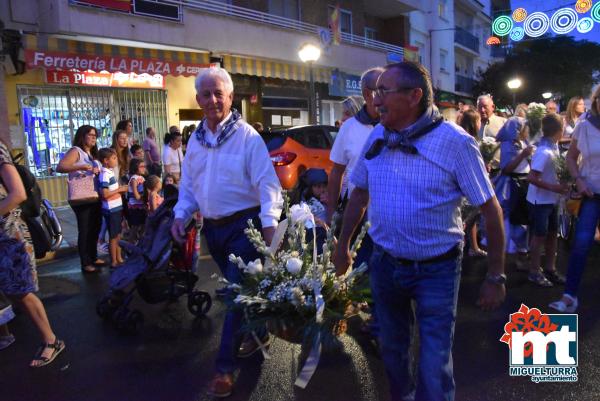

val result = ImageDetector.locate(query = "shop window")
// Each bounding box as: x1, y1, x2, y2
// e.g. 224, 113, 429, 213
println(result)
268, 0, 299, 20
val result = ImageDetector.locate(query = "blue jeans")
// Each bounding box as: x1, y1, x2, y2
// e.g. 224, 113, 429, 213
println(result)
565, 195, 600, 297
370, 244, 462, 401
203, 210, 262, 374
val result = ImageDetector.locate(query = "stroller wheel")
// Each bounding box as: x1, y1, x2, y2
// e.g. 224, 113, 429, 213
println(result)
96, 296, 117, 320
188, 291, 212, 317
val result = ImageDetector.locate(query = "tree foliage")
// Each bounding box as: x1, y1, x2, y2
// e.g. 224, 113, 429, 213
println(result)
473, 36, 600, 108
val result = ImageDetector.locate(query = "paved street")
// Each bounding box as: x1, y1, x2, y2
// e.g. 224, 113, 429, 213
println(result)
2, 241, 600, 401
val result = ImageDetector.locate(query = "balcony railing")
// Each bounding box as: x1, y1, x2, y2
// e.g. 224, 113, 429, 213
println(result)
454, 26, 479, 53
455, 74, 478, 94
72, 0, 405, 56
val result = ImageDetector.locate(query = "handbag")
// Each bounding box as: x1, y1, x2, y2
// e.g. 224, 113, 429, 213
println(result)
67, 147, 99, 204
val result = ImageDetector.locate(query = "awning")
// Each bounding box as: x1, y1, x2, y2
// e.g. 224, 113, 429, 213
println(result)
223, 55, 330, 83
23, 34, 212, 76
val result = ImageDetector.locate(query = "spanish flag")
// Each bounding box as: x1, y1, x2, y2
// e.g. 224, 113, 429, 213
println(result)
329, 4, 341, 45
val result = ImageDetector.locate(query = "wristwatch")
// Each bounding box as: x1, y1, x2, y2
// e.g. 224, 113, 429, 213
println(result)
485, 273, 507, 285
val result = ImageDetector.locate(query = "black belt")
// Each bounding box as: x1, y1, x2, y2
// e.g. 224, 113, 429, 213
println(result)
392, 244, 461, 266
203, 206, 261, 227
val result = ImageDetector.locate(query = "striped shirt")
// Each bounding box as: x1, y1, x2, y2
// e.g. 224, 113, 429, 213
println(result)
99, 167, 122, 211
351, 121, 495, 260
128, 174, 146, 208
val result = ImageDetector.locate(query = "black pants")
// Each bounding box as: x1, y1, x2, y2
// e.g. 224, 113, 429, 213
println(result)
70, 200, 102, 267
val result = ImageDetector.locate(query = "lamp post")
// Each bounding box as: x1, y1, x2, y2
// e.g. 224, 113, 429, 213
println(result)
298, 43, 321, 125
507, 78, 522, 111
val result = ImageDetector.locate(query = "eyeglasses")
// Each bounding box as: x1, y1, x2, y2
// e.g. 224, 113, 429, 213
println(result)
372, 87, 414, 99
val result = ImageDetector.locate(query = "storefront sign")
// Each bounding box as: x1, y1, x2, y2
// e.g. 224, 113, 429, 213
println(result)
45, 70, 165, 88
27, 49, 215, 77
329, 69, 362, 97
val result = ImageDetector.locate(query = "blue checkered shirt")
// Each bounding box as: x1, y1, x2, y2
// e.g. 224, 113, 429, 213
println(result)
351, 121, 495, 260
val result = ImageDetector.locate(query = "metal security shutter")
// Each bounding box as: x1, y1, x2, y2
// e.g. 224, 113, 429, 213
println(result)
17, 85, 168, 177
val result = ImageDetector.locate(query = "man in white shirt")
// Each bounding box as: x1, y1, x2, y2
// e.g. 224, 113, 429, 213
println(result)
327, 67, 383, 339
171, 68, 282, 398
327, 67, 384, 222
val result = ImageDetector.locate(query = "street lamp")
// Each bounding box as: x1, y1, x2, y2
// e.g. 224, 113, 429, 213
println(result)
298, 43, 321, 125
507, 78, 522, 111
542, 92, 553, 99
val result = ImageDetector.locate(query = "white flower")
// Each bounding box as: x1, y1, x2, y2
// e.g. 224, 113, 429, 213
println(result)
290, 203, 314, 227
481, 136, 496, 146
246, 259, 263, 275
286, 257, 303, 275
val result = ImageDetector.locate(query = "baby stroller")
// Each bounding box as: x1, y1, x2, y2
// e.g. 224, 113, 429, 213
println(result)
96, 191, 212, 333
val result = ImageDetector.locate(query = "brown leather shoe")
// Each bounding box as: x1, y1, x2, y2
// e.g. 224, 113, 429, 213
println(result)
237, 334, 272, 358
207, 373, 234, 398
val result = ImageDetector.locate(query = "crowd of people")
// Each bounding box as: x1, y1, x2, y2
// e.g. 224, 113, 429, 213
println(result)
1, 60, 599, 401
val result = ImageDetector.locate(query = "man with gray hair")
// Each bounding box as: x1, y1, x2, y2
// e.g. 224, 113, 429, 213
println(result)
334, 62, 506, 401
477, 94, 506, 139
327, 67, 383, 338
172, 67, 282, 398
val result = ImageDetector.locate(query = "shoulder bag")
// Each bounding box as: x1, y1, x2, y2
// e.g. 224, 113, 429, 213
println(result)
67, 147, 99, 205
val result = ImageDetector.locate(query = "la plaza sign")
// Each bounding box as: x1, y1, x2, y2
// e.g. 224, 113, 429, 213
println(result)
46, 70, 165, 89
26, 49, 216, 77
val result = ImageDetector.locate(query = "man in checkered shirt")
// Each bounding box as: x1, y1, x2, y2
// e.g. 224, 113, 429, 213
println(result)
334, 62, 506, 401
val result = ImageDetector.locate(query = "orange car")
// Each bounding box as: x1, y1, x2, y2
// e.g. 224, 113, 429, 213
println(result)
262, 125, 338, 189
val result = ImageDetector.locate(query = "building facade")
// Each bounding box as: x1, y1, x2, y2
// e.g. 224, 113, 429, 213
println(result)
1, 0, 421, 205
408, 0, 496, 111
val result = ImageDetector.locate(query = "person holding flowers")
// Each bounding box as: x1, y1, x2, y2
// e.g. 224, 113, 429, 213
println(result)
334, 62, 506, 401
171, 67, 282, 398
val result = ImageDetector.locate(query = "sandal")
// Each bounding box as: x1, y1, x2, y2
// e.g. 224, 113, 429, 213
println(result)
30, 338, 65, 368
528, 272, 553, 287
544, 270, 566, 285
81, 265, 99, 274
549, 294, 578, 313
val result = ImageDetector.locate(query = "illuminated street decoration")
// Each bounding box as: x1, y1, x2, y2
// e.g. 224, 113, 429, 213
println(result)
524, 12, 550, 37
576, 0, 593, 14
592, 2, 600, 22
510, 27, 525, 41
577, 17, 595, 32
550, 8, 579, 34
512, 8, 528, 22
486, 36, 501, 45
494, 2, 599, 41
493, 15, 514, 36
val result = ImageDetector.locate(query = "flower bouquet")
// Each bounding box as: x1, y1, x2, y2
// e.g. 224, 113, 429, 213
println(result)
526, 102, 547, 141
554, 155, 572, 184
223, 193, 369, 348
479, 136, 499, 165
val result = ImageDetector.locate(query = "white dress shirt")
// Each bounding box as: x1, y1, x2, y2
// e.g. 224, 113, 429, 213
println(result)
174, 115, 283, 228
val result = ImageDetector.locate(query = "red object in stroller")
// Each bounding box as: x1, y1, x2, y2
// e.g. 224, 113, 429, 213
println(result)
96, 194, 211, 333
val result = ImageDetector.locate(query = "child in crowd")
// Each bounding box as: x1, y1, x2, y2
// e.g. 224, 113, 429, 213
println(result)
526, 113, 570, 287
162, 174, 178, 199
291, 169, 329, 252
130, 144, 144, 160
145, 175, 163, 214
127, 159, 147, 244
98, 148, 128, 268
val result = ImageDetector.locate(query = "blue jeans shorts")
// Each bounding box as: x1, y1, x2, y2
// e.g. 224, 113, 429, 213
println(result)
102, 209, 123, 239
527, 202, 558, 237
